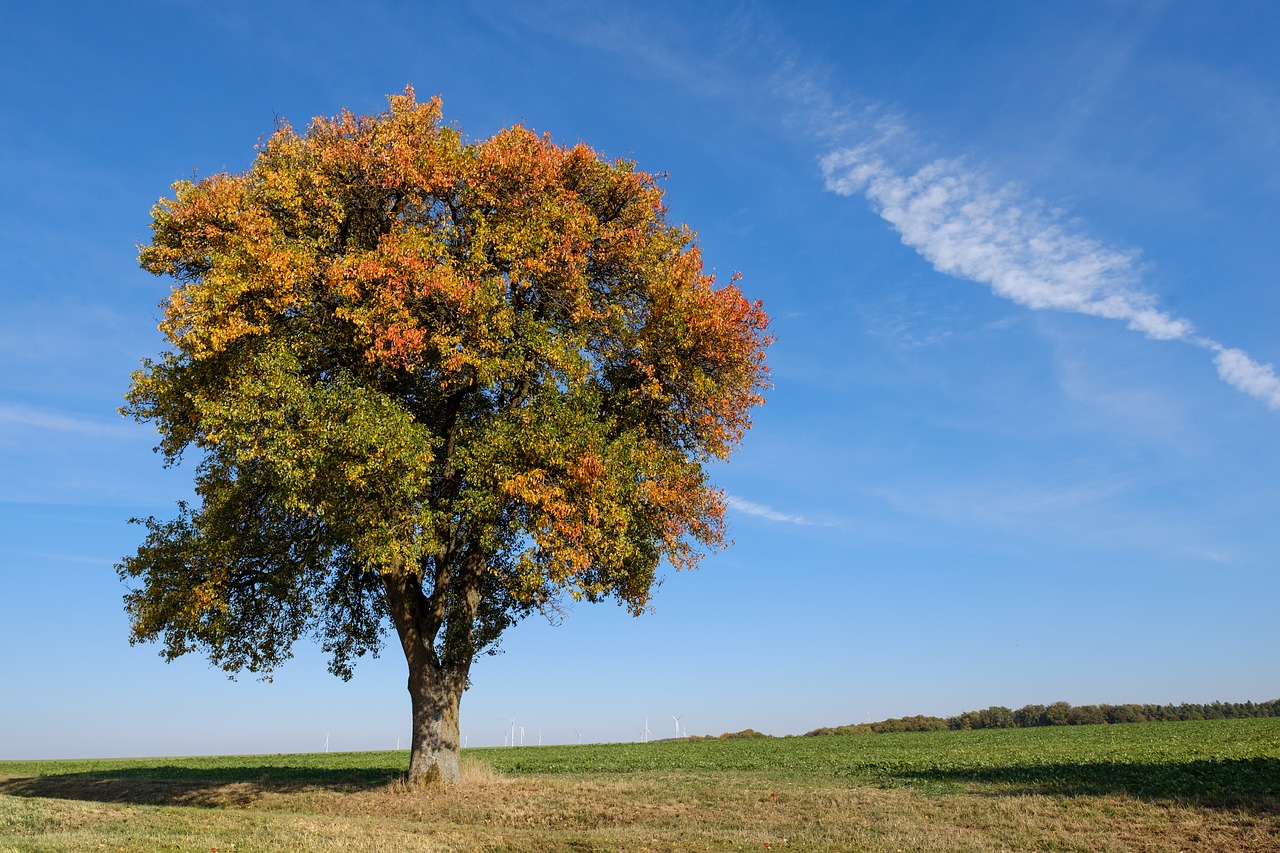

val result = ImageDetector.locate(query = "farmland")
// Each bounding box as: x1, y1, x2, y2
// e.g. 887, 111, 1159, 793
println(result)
1, 718, 1277, 851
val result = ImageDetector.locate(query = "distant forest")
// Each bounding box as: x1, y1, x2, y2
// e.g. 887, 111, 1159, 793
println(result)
804, 699, 1280, 736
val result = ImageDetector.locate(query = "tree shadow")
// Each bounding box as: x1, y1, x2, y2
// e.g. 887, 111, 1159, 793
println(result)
0, 764, 404, 808
896, 757, 1280, 815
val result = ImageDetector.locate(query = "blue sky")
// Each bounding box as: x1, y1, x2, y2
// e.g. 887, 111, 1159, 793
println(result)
2, 1, 1278, 758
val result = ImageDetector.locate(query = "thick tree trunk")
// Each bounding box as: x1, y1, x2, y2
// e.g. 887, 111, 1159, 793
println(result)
406, 662, 467, 783
381, 561, 479, 785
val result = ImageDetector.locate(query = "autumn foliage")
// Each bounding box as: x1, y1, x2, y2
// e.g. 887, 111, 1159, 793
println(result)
119, 89, 771, 780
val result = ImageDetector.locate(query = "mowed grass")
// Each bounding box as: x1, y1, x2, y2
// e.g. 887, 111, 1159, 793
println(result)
1, 718, 1277, 852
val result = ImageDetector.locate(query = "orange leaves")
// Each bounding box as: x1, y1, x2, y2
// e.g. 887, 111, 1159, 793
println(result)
144, 174, 313, 358
304, 88, 453, 194
496, 441, 603, 584
609, 249, 773, 460
327, 226, 474, 372
468, 128, 597, 298
134, 87, 770, 624
569, 450, 605, 485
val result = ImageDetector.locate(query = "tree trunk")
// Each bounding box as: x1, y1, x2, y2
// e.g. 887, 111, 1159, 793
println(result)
382, 564, 478, 784
406, 661, 467, 782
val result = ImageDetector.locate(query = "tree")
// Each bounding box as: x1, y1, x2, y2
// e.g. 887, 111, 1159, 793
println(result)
1066, 704, 1105, 726
1042, 701, 1073, 726
118, 89, 772, 782
1014, 704, 1046, 728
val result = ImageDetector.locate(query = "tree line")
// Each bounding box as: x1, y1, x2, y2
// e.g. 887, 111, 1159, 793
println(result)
804, 699, 1280, 736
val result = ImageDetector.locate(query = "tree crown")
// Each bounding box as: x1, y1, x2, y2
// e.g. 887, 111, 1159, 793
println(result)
121, 88, 771, 677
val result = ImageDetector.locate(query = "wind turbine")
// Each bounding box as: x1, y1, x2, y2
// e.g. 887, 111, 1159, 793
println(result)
500, 717, 516, 747
519, 723, 525, 747
641, 717, 651, 743
324, 731, 330, 753
573, 728, 582, 745
671, 714, 683, 738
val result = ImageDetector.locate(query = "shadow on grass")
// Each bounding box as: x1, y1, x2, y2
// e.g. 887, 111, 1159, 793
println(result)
896, 757, 1280, 814
5, 756, 1279, 817
0, 764, 404, 808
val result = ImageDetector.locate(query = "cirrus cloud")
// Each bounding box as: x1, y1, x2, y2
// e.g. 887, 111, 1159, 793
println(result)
821, 144, 1280, 410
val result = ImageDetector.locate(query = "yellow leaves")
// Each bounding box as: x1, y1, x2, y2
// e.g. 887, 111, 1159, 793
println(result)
483, 406, 724, 608
306, 86, 455, 197
145, 174, 317, 359
183, 575, 229, 622
132, 87, 770, 635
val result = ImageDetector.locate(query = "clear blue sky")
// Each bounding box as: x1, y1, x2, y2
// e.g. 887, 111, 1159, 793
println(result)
2, 1, 1278, 758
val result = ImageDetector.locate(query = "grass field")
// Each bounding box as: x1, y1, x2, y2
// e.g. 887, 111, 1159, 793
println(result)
1, 718, 1277, 851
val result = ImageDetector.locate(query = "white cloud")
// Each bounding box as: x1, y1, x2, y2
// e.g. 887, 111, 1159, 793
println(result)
822, 150, 1195, 342
725, 495, 813, 526
821, 144, 1279, 411
1209, 347, 1280, 409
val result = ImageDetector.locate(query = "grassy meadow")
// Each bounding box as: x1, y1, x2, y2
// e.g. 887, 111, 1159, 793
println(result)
1, 717, 1277, 851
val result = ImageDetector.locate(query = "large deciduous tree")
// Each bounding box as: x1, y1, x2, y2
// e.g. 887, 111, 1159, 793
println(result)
119, 88, 771, 782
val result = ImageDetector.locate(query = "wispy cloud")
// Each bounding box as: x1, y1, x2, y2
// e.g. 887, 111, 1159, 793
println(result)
760, 25, 1278, 410
868, 476, 1132, 531
820, 144, 1280, 410
2, 548, 116, 567
725, 495, 814, 526
0, 403, 142, 438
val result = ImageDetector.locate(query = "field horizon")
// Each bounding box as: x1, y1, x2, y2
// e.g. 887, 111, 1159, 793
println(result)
2, 717, 1277, 851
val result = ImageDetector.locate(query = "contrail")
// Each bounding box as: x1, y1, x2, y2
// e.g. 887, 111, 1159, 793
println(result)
820, 135, 1280, 410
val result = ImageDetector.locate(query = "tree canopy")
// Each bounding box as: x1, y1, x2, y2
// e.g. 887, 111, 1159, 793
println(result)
119, 88, 771, 780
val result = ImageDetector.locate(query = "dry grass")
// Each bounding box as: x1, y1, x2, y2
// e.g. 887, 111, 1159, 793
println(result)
3, 758, 1277, 852
4, 722, 1278, 851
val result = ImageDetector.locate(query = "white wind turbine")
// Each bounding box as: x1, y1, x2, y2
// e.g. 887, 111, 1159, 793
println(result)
519, 723, 525, 747
671, 714, 683, 738
573, 728, 583, 745
500, 717, 516, 747
641, 716, 651, 743
324, 731, 330, 753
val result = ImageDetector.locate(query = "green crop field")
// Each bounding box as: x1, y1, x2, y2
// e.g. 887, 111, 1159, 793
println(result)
2, 718, 1277, 851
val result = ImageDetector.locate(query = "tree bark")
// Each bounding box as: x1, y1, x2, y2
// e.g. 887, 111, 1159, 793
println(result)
406, 661, 467, 783
382, 562, 477, 784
